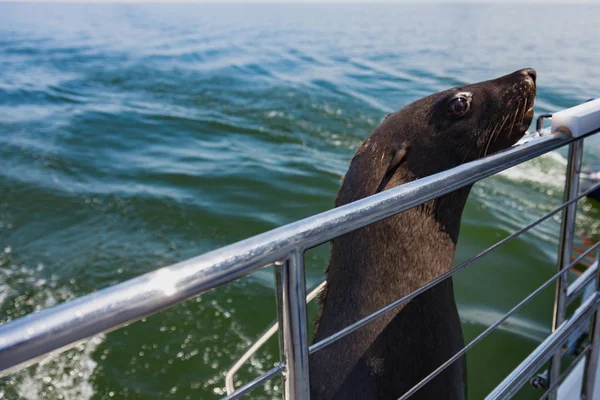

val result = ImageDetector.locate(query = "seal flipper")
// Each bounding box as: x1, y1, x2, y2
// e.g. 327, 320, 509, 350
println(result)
376, 144, 408, 193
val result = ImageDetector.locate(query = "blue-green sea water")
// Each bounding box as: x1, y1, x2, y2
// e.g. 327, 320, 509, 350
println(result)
1, 3, 600, 399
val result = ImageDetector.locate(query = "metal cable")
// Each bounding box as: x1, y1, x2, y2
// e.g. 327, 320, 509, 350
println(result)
398, 241, 600, 400
222, 363, 284, 400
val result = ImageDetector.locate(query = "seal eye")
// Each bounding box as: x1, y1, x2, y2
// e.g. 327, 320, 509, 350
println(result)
448, 96, 470, 117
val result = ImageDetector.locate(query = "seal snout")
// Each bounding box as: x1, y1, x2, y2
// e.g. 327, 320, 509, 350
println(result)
521, 68, 537, 117
521, 68, 536, 84
513, 68, 536, 117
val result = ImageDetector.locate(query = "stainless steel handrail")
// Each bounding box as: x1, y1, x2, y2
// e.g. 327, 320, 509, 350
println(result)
226, 217, 600, 399
0, 130, 577, 377
224, 121, 600, 398
1, 121, 600, 400
224, 232, 600, 399
223, 174, 600, 396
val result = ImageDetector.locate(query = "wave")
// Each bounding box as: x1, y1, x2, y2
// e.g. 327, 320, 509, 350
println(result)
498, 151, 568, 189
460, 304, 548, 343
0, 254, 104, 400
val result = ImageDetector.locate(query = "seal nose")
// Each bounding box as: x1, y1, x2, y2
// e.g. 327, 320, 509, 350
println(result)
522, 68, 536, 83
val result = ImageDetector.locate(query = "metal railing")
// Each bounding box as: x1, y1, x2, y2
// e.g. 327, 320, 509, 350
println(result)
1, 103, 600, 400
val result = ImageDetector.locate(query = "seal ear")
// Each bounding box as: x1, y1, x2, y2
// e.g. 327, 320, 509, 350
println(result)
376, 144, 409, 193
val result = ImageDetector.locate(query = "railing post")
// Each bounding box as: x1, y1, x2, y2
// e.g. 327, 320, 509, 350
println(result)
548, 139, 584, 399
275, 251, 311, 399
584, 248, 600, 400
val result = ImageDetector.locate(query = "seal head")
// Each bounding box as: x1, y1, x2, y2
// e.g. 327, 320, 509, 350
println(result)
311, 69, 536, 400
340, 68, 536, 203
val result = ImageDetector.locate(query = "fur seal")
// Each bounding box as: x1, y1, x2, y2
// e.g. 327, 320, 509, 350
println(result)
310, 69, 537, 400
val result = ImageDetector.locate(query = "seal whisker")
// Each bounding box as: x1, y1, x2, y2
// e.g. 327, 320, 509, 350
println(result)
482, 125, 496, 157
481, 117, 504, 158
519, 98, 529, 125
490, 98, 517, 139
490, 98, 523, 157
487, 121, 503, 156
484, 109, 511, 157
505, 100, 522, 135
510, 100, 523, 134
498, 100, 523, 156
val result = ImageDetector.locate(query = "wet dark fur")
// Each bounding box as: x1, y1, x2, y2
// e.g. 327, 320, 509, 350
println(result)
310, 69, 537, 400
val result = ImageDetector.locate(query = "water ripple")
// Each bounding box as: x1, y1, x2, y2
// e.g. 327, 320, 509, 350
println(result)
2, 3, 600, 399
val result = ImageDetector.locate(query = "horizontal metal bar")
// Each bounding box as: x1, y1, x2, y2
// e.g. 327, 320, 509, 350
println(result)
539, 345, 591, 400
223, 363, 284, 400
398, 243, 600, 400
309, 181, 600, 356
0, 131, 582, 377
567, 260, 599, 305
486, 293, 600, 400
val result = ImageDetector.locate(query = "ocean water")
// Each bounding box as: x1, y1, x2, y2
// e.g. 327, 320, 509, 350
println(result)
1, 3, 600, 399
